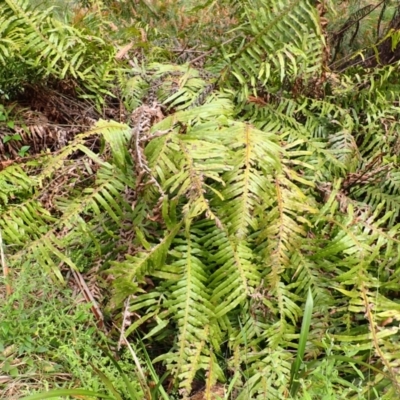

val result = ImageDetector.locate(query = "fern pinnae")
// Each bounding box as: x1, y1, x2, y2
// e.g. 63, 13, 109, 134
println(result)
154, 220, 214, 398
208, 231, 255, 318
110, 222, 182, 304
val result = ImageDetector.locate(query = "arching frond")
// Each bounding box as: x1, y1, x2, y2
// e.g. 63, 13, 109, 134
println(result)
222, 0, 324, 102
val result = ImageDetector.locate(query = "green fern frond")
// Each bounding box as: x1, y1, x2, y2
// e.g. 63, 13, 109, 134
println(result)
153, 222, 216, 398
235, 347, 291, 400
0, 165, 35, 205
0, 0, 116, 101
1, 120, 135, 281
207, 231, 256, 317
223, 0, 324, 101
215, 122, 281, 238
109, 223, 182, 304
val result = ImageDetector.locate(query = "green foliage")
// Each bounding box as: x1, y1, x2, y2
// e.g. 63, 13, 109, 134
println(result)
221, 0, 324, 102
3, 0, 400, 398
0, 262, 141, 399
0, 0, 119, 102
290, 288, 314, 397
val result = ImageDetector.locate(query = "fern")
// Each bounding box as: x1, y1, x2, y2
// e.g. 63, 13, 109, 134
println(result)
4, 0, 400, 397
222, 0, 324, 102
0, 0, 116, 102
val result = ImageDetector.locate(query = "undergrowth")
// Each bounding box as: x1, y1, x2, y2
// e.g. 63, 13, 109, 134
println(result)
0, 263, 141, 399
2, 0, 400, 399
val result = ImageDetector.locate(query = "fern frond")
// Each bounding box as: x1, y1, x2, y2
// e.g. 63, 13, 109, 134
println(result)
207, 231, 256, 317
0, 0, 116, 101
1, 121, 135, 282
235, 347, 291, 400
223, 0, 324, 101
109, 223, 182, 305
154, 222, 216, 398
0, 165, 35, 205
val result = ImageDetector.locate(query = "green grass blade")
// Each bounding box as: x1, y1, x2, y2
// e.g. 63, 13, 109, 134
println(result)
225, 371, 241, 399
90, 362, 124, 400
102, 346, 141, 399
138, 337, 171, 400
18, 389, 115, 400
289, 287, 314, 397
